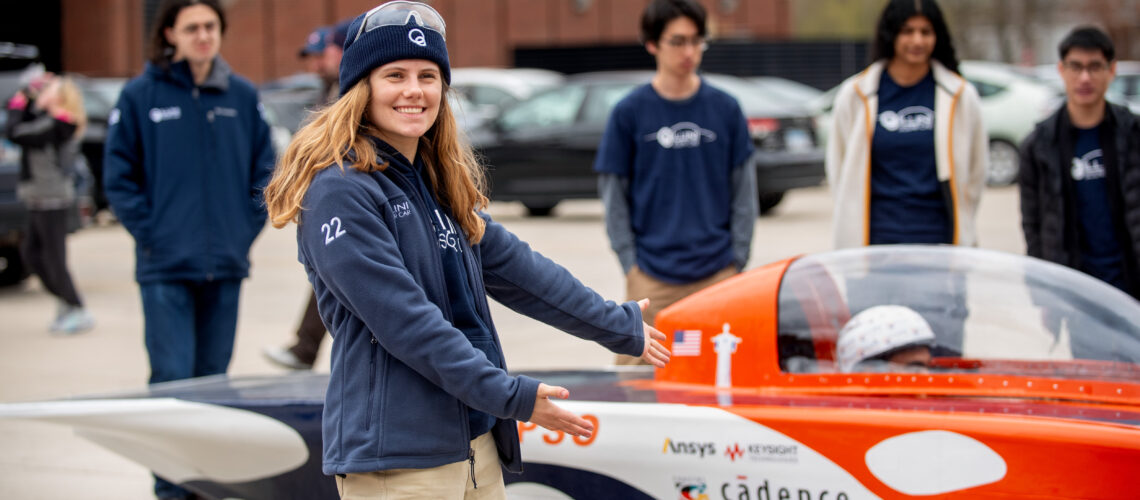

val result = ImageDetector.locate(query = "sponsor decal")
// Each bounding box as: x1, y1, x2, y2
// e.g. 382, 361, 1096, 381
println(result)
518, 414, 598, 446
662, 438, 716, 458
878, 105, 933, 133
149, 106, 182, 123
712, 323, 741, 388
675, 476, 711, 500
724, 443, 799, 463
673, 330, 702, 356
720, 476, 849, 500
645, 122, 717, 149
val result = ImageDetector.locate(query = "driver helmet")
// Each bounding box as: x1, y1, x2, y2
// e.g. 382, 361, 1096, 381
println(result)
837, 305, 936, 372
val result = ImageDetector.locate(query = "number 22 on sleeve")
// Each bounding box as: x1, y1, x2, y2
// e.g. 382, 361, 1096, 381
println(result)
321, 216, 347, 245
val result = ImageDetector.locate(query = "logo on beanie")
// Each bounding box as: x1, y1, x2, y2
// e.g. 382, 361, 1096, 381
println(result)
408, 28, 426, 47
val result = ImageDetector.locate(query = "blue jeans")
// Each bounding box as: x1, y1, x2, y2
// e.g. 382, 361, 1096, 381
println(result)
140, 278, 242, 498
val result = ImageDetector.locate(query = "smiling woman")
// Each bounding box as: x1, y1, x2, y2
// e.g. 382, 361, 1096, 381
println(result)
260, 1, 669, 498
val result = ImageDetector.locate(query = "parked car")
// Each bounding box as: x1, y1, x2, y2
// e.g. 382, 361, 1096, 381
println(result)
746, 76, 824, 105
470, 71, 825, 216
813, 61, 1060, 187
450, 67, 565, 123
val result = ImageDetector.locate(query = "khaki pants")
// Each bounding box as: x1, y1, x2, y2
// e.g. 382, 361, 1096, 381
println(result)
615, 265, 738, 365
334, 432, 506, 500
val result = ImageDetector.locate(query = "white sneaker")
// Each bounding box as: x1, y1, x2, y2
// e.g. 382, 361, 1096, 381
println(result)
262, 346, 313, 370
51, 307, 94, 335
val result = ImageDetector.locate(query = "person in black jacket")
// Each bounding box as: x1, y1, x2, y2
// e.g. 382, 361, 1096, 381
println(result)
5, 74, 94, 334
1020, 27, 1140, 357
1020, 26, 1140, 299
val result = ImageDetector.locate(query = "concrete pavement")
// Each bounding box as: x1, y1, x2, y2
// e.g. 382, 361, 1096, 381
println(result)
0, 185, 1025, 499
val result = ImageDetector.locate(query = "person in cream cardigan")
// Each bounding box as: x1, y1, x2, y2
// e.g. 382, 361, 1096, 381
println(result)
826, 0, 987, 250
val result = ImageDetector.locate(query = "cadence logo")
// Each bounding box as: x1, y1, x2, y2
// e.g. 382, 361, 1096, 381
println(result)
663, 438, 716, 458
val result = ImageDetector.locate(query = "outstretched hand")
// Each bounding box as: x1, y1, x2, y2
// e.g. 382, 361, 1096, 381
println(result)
529, 383, 594, 438
638, 299, 670, 368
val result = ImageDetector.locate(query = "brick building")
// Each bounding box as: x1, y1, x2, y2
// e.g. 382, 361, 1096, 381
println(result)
19, 0, 792, 84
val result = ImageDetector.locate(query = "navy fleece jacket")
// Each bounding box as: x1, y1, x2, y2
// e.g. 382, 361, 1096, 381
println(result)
299, 142, 645, 475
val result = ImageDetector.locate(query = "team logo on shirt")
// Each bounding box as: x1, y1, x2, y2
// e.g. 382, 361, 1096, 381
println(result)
878, 106, 933, 133
1071, 149, 1105, 181
149, 106, 182, 123
108, 108, 121, 126
646, 122, 717, 149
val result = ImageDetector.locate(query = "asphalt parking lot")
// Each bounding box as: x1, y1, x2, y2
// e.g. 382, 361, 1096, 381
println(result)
0, 185, 1025, 499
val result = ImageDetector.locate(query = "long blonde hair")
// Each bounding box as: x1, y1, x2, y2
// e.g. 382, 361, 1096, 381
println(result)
263, 77, 488, 243
41, 77, 87, 140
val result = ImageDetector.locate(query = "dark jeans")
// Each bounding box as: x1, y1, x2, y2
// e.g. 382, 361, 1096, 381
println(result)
288, 290, 326, 365
140, 278, 241, 498
21, 209, 82, 307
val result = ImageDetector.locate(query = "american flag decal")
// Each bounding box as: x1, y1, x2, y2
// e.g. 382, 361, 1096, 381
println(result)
673, 330, 702, 356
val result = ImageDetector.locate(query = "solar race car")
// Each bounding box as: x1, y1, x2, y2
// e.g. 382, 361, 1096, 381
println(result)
2, 245, 1138, 499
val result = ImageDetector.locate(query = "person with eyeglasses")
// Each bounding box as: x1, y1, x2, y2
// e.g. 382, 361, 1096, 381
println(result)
1020, 27, 1140, 343
262, 2, 670, 497
825, 0, 985, 357
594, 0, 756, 365
102, 0, 275, 498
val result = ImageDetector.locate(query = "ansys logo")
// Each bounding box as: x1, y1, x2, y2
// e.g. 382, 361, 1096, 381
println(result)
646, 122, 717, 149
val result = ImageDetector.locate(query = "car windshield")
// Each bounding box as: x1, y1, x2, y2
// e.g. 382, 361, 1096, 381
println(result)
777, 245, 1140, 380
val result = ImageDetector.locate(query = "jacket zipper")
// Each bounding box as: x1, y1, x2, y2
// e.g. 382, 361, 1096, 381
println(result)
366, 336, 377, 430
468, 446, 478, 489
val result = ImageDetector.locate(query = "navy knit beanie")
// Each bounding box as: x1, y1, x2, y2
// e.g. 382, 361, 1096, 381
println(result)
338, 2, 451, 96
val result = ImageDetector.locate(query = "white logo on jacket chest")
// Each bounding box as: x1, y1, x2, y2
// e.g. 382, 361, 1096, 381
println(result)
645, 122, 717, 149
1071, 149, 1105, 181
879, 106, 933, 133
149, 106, 182, 123
391, 200, 412, 219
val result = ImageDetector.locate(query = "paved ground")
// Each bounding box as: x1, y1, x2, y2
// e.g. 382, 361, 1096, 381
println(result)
0, 185, 1025, 499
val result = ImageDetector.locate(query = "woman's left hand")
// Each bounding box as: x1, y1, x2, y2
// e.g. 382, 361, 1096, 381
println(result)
529, 383, 595, 439
638, 299, 670, 368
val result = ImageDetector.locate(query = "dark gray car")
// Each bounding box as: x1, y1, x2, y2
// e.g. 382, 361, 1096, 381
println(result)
469, 71, 825, 216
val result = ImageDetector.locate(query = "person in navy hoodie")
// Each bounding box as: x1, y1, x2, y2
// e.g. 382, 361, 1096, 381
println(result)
262, 2, 670, 497
102, 1, 274, 497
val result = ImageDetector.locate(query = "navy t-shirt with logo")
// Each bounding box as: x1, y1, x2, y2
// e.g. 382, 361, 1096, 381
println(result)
1072, 126, 1126, 291
868, 70, 951, 245
594, 81, 753, 283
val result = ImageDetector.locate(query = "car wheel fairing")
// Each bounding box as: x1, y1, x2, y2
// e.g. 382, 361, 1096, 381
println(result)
0, 244, 28, 286
986, 139, 1020, 186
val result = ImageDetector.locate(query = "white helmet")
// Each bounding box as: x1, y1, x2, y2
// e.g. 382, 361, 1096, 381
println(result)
837, 305, 936, 372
